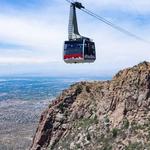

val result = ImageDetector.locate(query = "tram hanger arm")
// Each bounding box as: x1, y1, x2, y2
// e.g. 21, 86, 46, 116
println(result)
73, 2, 85, 9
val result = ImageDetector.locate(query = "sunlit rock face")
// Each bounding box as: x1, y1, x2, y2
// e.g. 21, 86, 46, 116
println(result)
31, 61, 150, 150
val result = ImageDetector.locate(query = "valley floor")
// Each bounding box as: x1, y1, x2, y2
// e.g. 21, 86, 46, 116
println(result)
0, 99, 49, 150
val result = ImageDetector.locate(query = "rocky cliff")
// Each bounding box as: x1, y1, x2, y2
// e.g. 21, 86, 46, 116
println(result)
31, 61, 150, 150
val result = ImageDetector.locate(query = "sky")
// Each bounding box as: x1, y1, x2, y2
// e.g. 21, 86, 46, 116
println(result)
0, 0, 150, 77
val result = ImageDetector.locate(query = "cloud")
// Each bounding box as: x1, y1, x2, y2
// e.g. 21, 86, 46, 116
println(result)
80, 0, 150, 14
0, 10, 67, 63
0, 14, 65, 49
0, 56, 57, 64
0, 0, 150, 76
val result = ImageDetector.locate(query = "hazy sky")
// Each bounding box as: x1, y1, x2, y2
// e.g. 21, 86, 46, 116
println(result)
0, 0, 150, 77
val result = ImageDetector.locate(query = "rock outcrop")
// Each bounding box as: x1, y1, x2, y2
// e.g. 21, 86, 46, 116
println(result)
31, 61, 150, 150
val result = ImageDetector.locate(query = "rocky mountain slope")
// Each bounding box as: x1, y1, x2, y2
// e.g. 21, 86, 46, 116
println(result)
31, 61, 150, 150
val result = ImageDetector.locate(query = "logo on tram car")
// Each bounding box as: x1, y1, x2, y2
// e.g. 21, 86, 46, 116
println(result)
84, 55, 96, 59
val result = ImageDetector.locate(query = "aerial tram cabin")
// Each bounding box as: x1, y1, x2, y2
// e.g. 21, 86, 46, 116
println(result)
63, 2, 96, 64
64, 38, 95, 63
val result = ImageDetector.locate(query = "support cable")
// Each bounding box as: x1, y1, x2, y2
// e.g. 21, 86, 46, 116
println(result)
64, 0, 150, 43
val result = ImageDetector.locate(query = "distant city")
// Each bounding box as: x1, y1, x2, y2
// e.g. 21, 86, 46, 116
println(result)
0, 77, 109, 101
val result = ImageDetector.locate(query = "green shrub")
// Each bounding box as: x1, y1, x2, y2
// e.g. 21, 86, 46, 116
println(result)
104, 116, 110, 124
76, 116, 98, 129
112, 128, 119, 138
58, 103, 64, 112
103, 144, 112, 150
125, 142, 143, 150
123, 118, 129, 129
87, 132, 91, 141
